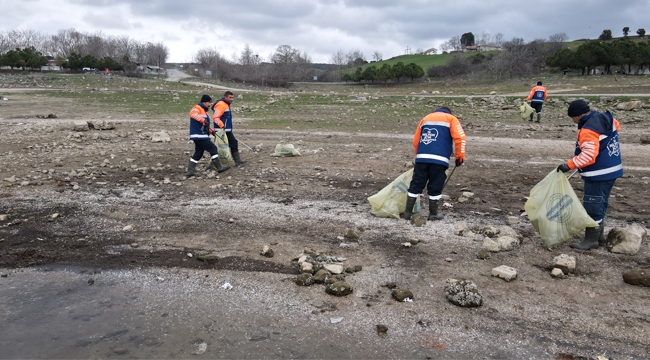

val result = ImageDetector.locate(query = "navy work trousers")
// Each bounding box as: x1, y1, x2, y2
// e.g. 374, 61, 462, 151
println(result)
583, 179, 616, 224
191, 139, 219, 161
407, 162, 448, 200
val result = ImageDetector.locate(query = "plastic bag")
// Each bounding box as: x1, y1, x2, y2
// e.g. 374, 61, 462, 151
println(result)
520, 102, 535, 120
270, 144, 301, 157
524, 170, 598, 249
368, 169, 421, 219
212, 129, 233, 164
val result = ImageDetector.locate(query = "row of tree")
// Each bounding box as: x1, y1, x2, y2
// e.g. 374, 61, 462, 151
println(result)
599, 28, 646, 40
342, 62, 425, 83
0, 29, 169, 68
546, 38, 650, 75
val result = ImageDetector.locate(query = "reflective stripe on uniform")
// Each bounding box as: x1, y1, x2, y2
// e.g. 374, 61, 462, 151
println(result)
429, 194, 442, 200
422, 121, 450, 127
416, 154, 450, 163
190, 134, 210, 140
580, 164, 623, 177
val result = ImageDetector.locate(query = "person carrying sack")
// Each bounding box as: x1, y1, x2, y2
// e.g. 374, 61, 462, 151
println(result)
186, 94, 231, 176
404, 107, 466, 221
556, 100, 623, 250
212, 91, 247, 166
525, 81, 547, 123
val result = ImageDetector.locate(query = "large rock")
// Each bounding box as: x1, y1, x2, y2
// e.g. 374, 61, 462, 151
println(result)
608, 224, 647, 255
482, 237, 501, 252
323, 264, 344, 274
325, 281, 353, 296
492, 265, 518, 282
296, 273, 314, 286
88, 120, 116, 130
496, 236, 518, 251
312, 269, 330, 283
616, 101, 643, 111
623, 270, 650, 287
498, 226, 518, 238
151, 131, 171, 143
552, 254, 576, 274
72, 121, 89, 131
391, 288, 414, 302
444, 279, 483, 307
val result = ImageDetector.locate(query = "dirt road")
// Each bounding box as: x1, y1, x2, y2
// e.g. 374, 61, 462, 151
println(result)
1, 84, 649, 359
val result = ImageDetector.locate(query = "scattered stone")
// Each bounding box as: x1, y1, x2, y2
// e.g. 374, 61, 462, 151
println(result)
325, 281, 353, 296
50, 213, 59, 219
482, 237, 500, 252
385, 282, 397, 289
122, 225, 134, 232
151, 131, 171, 143
330, 317, 344, 324
622, 270, 650, 287
495, 236, 518, 251
0, 274, 7, 278
87, 120, 115, 130
300, 262, 313, 273
0, 214, 8, 221
326, 274, 346, 284
444, 279, 483, 308
296, 273, 314, 286
260, 245, 274, 258
402, 242, 412, 248
506, 216, 519, 225
551, 268, 565, 278
72, 121, 89, 131
344, 229, 359, 239
410, 214, 426, 227
88, 279, 94, 285
192, 342, 208, 355
498, 226, 518, 238
130, 243, 139, 248
376, 324, 388, 338
409, 238, 420, 245
552, 254, 576, 274
492, 265, 518, 282
392, 288, 414, 302
353, 265, 362, 272
477, 248, 491, 259
454, 222, 467, 236
197, 253, 219, 261
483, 225, 497, 238
462, 191, 475, 198
641, 135, 650, 145
313, 269, 330, 283
608, 224, 647, 255
444, 258, 453, 262
323, 264, 344, 274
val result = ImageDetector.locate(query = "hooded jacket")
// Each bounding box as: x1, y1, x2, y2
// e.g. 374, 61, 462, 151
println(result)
568, 110, 623, 181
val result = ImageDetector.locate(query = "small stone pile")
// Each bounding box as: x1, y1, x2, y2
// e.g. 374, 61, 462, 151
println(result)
293, 251, 361, 297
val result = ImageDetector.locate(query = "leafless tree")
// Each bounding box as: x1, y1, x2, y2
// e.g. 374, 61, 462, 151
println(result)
549, 32, 569, 43
491, 33, 504, 47
476, 31, 491, 46
372, 51, 382, 62
345, 49, 365, 66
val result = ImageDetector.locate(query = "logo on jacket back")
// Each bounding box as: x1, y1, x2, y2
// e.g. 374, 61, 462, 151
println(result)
607, 135, 620, 157
420, 128, 439, 145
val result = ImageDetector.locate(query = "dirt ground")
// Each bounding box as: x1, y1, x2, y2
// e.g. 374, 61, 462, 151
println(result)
1, 79, 650, 359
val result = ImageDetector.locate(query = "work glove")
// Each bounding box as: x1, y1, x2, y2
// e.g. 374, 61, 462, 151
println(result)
455, 158, 464, 167
556, 163, 570, 173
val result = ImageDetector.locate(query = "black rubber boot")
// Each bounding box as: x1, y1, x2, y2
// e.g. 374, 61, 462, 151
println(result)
535, 113, 541, 123
598, 220, 606, 246
207, 161, 216, 171
428, 199, 444, 221
211, 157, 231, 173
570, 226, 600, 250
186, 160, 197, 177
529, 113, 534, 122
232, 151, 247, 166
403, 196, 417, 220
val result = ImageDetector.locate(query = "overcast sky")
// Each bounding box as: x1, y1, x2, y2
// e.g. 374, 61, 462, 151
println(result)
2, 0, 650, 63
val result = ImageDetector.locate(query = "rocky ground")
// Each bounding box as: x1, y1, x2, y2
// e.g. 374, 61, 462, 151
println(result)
1, 75, 650, 359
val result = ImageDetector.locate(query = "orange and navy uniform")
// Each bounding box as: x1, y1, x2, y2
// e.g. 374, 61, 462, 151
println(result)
212, 99, 231, 132
189, 103, 214, 140
525, 85, 547, 104
567, 110, 623, 181
412, 110, 466, 167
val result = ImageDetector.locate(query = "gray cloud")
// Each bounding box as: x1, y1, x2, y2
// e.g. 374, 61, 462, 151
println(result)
3, 0, 650, 62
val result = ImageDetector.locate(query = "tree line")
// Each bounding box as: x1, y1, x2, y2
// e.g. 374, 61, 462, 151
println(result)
547, 38, 650, 75
0, 29, 169, 70
341, 62, 425, 84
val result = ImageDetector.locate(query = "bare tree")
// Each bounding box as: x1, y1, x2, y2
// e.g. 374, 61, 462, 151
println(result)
491, 33, 504, 47
372, 51, 383, 62
0, 32, 11, 54
345, 49, 365, 66
549, 32, 569, 43
476, 31, 491, 46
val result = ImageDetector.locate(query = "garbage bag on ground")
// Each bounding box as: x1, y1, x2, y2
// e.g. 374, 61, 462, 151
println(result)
212, 129, 233, 164
368, 169, 421, 219
520, 102, 535, 120
524, 170, 597, 249
270, 144, 301, 157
